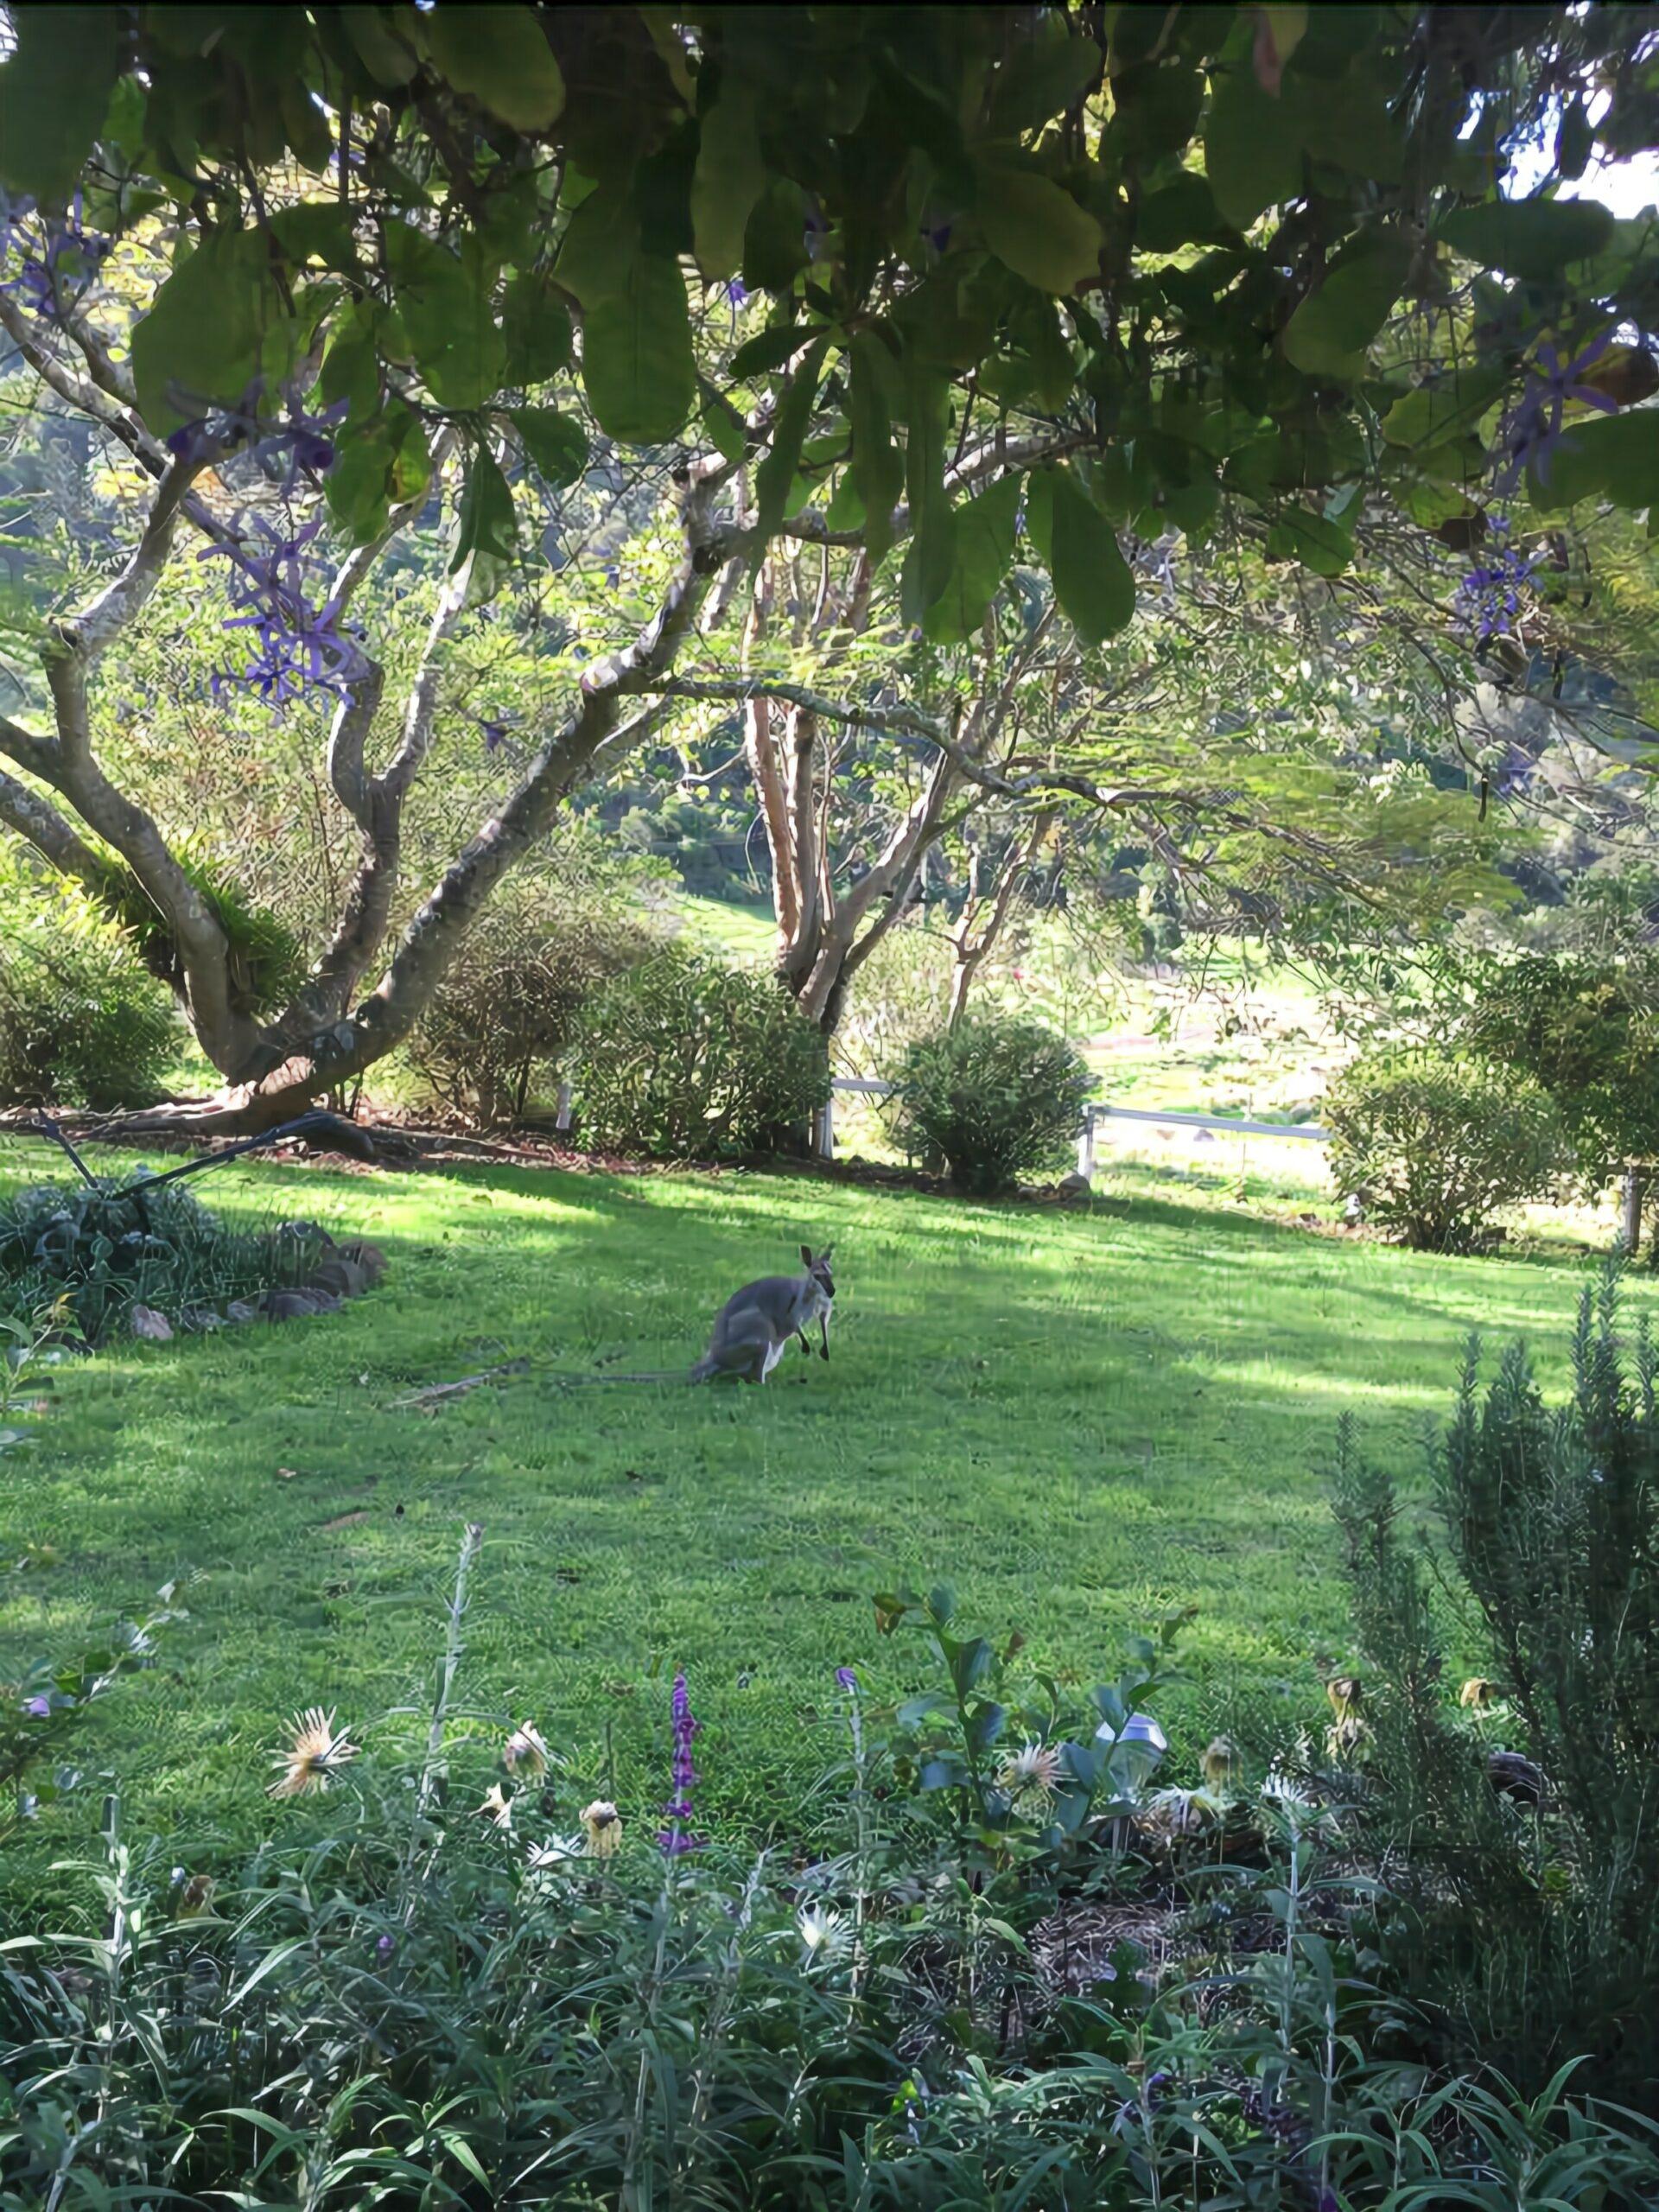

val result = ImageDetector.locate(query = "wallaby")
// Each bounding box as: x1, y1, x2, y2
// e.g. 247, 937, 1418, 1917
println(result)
533, 1244, 837, 1390
690, 1245, 836, 1385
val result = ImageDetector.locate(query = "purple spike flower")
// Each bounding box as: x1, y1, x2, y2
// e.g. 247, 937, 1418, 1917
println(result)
200, 512, 371, 707
836, 1667, 858, 1693
658, 1669, 706, 1854
1497, 332, 1618, 490
1453, 515, 1537, 644
3, 194, 113, 326
725, 278, 749, 307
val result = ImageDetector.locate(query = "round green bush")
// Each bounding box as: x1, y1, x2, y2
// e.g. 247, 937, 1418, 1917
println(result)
1324, 1046, 1567, 1253
0, 928, 178, 1111
887, 1017, 1093, 1194
573, 951, 830, 1160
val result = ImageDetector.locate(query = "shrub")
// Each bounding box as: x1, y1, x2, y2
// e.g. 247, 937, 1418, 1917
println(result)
404, 898, 656, 1128
1332, 1265, 1659, 2105
0, 1174, 332, 1344
573, 950, 830, 1159
886, 1016, 1091, 1193
0, 923, 178, 1111
1324, 1046, 1566, 1251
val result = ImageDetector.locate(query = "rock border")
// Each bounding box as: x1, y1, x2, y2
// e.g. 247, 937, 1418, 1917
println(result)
129, 1228, 385, 1342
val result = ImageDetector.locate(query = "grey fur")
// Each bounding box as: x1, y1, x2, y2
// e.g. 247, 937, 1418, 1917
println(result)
690, 1244, 836, 1384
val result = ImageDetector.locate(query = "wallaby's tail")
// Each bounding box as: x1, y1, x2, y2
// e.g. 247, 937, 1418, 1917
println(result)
547, 1369, 683, 1389
688, 1354, 717, 1384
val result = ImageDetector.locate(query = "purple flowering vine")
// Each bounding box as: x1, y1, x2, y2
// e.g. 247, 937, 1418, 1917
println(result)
1497, 332, 1618, 490
200, 512, 370, 707
22, 1694, 51, 1719
724, 278, 749, 307
3, 194, 113, 327
1453, 515, 1538, 644
167, 381, 348, 493
835, 1667, 858, 1693
658, 1669, 706, 1855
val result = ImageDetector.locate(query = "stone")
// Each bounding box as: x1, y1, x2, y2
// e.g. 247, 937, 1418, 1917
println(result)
130, 1305, 173, 1341
177, 1306, 226, 1332
1056, 1172, 1092, 1207
224, 1300, 259, 1324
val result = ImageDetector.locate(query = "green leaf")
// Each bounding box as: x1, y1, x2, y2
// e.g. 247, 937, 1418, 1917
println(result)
924, 472, 1022, 645
1527, 408, 1659, 515
1136, 171, 1223, 252
742, 175, 810, 293
130, 230, 289, 435
824, 467, 864, 531
270, 200, 359, 274
424, 4, 564, 131
899, 362, 956, 624
1048, 464, 1135, 643
512, 407, 588, 487
501, 272, 573, 385
1204, 66, 1302, 229
729, 322, 818, 381
976, 166, 1103, 296
1285, 71, 1405, 182
691, 84, 766, 280
988, 22, 1102, 135
1265, 502, 1353, 575
699, 382, 747, 465
279, 79, 335, 174
1281, 237, 1412, 380
320, 306, 381, 421
340, 5, 422, 87
385, 222, 507, 409
1439, 196, 1616, 282
450, 443, 518, 601
581, 254, 696, 442
1380, 364, 1510, 452
753, 340, 828, 543
849, 334, 904, 567
0, 4, 123, 200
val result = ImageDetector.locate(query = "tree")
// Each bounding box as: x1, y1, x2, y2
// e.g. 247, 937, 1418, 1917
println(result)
0, 3, 1655, 1127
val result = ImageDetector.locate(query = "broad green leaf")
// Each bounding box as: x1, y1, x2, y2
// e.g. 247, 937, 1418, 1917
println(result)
924, 472, 1023, 645
1204, 66, 1302, 228
988, 21, 1101, 135
581, 254, 695, 442
501, 272, 572, 385
1380, 364, 1509, 451
320, 306, 381, 421
691, 84, 767, 280
340, 5, 422, 87
324, 406, 432, 543
450, 444, 518, 602
385, 402, 432, 506
279, 79, 334, 173
976, 166, 1103, 296
1048, 463, 1135, 644
1137, 171, 1223, 252
0, 4, 122, 200
512, 407, 588, 487
742, 176, 810, 292
385, 222, 507, 408
1160, 467, 1220, 540
899, 362, 956, 624
1257, 4, 1308, 84
1439, 196, 1616, 281
425, 4, 564, 131
698, 383, 747, 464
849, 333, 904, 566
130, 230, 289, 435
1527, 408, 1659, 514
270, 200, 359, 273
753, 339, 829, 543
1265, 502, 1352, 575
824, 467, 865, 531
1023, 466, 1054, 565
1281, 237, 1412, 379
729, 322, 819, 381
1286, 73, 1405, 183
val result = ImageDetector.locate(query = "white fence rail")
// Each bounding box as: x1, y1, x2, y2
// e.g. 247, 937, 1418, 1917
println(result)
552, 1075, 1329, 1177
818, 1078, 1328, 1177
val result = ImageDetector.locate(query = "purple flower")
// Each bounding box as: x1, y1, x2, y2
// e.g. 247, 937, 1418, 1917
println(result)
5, 197, 113, 325
22, 1694, 51, 1719
725, 278, 749, 307
1454, 515, 1538, 644
480, 719, 510, 753
836, 1667, 858, 1693
658, 1669, 707, 1853
921, 218, 954, 255
200, 511, 371, 706
1497, 333, 1618, 490
376, 1933, 396, 1960
167, 383, 348, 493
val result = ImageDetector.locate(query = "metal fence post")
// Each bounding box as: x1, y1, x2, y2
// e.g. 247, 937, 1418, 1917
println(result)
814, 1097, 836, 1160
555, 1082, 574, 1133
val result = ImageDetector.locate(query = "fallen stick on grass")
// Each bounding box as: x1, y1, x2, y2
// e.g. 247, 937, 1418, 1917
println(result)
389, 1357, 531, 1410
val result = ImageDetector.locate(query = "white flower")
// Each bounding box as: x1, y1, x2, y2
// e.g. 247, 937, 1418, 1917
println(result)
996, 1738, 1062, 1815
505, 1721, 550, 1779
268, 1707, 358, 1798
798, 1904, 849, 1961
475, 1782, 513, 1829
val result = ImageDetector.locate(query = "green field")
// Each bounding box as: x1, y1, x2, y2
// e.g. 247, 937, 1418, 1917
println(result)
3, 1133, 1644, 1895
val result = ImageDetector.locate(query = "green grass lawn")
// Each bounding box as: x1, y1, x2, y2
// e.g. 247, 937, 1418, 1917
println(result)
3, 1136, 1644, 1897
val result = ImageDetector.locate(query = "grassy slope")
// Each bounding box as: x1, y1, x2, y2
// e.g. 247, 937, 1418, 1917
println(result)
3, 1135, 1643, 1886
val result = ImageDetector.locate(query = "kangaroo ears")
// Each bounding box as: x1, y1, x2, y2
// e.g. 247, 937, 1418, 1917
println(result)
801, 1244, 814, 1268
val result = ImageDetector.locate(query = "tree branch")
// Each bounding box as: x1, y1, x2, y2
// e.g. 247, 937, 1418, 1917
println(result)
0, 767, 108, 892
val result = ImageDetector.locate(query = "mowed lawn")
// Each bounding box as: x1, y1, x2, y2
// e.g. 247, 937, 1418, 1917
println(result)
3, 1140, 1645, 1885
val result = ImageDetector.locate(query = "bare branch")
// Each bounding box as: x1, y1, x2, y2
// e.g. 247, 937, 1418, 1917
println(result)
0, 767, 108, 892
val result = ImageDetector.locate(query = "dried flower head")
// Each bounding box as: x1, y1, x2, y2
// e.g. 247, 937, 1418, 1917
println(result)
505, 1720, 550, 1779
996, 1738, 1062, 1815
1201, 1735, 1243, 1792
176, 1873, 216, 1919
268, 1707, 358, 1798
1460, 1677, 1498, 1710
476, 1782, 514, 1830
1325, 1675, 1363, 1721
581, 1799, 622, 1858
798, 1903, 849, 1960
